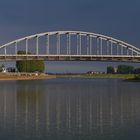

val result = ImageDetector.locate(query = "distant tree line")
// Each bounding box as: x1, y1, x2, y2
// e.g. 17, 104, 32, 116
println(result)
107, 65, 140, 74
16, 51, 45, 73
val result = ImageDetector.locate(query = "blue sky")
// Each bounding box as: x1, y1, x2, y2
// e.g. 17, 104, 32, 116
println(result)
0, 0, 140, 72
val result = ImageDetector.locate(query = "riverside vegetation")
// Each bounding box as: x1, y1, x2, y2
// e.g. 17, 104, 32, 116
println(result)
107, 65, 140, 81
16, 51, 45, 73
59, 65, 140, 81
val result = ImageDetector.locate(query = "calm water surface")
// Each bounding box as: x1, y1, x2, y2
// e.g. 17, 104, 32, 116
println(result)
0, 78, 140, 140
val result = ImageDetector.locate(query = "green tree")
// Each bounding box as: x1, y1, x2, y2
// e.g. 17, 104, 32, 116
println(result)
134, 74, 140, 80
107, 66, 115, 74
117, 65, 134, 74
134, 68, 140, 74
0, 64, 5, 72
16, 51, 45, 73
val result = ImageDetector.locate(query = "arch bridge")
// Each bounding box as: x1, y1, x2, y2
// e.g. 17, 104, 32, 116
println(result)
0, 31, 140, 62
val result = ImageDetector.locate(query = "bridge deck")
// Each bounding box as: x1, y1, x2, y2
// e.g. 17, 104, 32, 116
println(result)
0, 55, 140, 62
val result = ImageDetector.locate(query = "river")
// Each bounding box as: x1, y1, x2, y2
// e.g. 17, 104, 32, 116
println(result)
0, 78, 140, 140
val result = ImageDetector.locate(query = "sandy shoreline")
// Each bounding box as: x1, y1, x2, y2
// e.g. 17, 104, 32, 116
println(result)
0, 73, 56, 81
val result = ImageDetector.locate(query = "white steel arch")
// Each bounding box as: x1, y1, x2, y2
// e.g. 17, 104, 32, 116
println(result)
0, 31, 140, 62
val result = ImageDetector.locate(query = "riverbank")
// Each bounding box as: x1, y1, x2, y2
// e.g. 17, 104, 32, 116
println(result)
57, 74, 136, 80
0, 73, 139, 81
0, 73, 56, 81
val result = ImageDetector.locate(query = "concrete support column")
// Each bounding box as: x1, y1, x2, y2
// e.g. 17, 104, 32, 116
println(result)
26, 39, 28, 55
97, 37, 99, 55
36, 36, 39, 55
90, 36, 92, 55
107, 40, 109, 55
77, 34, 81, 55
4, 47, 7, 56
100, 38, 103, 55
121, 45, 123, 55
15, 42, 17, 55
57, 33, 60, 55
131, 48, 134, 56
127, 47, 129, 55
69, 34, 71, 55
117, 43, 119, 55
79, 34, 81, 55
87, 35, 89, 55
67, 33, 71, 55
111, 41, 113, 55
46, 34, 50, 55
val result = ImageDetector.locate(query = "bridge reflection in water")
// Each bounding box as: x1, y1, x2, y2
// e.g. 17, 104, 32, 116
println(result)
0, 79, 140, 139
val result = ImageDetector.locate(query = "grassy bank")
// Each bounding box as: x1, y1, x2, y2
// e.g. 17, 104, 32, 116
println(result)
1, 73, 138, 81
0, 73, 56, 81
58, 74, 135, 79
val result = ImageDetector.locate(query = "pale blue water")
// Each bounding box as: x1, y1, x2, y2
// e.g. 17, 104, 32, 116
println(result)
0, 78, 140, 140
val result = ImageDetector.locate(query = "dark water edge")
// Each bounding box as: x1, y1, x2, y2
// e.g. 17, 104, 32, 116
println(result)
123, 79, 140, 82
0, 78, 140, 140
